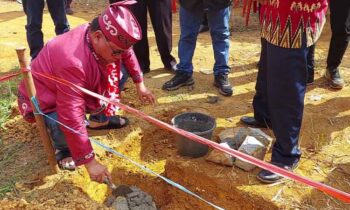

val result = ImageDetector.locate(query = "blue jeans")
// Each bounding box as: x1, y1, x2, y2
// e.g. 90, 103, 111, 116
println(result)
177, 6, 231, 76
119, 63, 128, 90
22, 0, 70, 59
44, 112, 68, 151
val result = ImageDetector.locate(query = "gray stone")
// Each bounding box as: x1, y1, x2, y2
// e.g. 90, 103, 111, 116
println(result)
151, 201, 157, 209
218, 127, 249, 149
230, 127, 250, 149
144, 195, 153, 204
206, 142, 235, 166
112, 196, 129, 210
234, 135, 267, 171
247, 127, 273, 147
206, 95, 219, 104
126, 186, 157, 210
219, 127, 272, 149
105, 195, 116, 207
130, 204, 157, 210
127, 191, 143, 199
218, 128, 235, 142
107, 185, 157, 210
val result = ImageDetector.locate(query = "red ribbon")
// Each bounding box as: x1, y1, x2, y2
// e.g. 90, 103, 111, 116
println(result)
0, 71, 21, 83
29, 71, 350, 203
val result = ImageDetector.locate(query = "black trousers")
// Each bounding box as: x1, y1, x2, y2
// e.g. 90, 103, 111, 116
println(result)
326, 0, 350, 72
202, 12, 208, 26
22, 0, 69, 59
253, 38, 309, 166
129, 0, 175, 71
307, 44, 315, 83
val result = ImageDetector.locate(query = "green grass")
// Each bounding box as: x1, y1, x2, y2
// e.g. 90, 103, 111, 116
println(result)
0, 74, 21, 128
0, 181, 15, 198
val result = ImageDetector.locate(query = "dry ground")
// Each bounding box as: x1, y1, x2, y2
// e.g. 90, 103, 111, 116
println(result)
1, 0, 350, 209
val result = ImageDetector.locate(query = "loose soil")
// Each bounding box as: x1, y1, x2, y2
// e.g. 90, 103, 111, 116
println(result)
1, 0, 350, 209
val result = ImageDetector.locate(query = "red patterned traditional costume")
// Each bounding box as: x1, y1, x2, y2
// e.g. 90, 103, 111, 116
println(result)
241, 0, 328, 183
260, 0, 328, 48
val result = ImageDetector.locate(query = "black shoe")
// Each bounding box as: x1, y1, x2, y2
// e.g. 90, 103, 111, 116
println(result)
198, 25, 209, 33
214, 74, 233, 96
324, 68, 344, 89
162, 71, 194, 91
257, 162, 296, 184
240, 116, 271, 128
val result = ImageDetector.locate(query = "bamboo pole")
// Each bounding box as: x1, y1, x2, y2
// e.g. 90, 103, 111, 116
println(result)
16, 47, 59, 173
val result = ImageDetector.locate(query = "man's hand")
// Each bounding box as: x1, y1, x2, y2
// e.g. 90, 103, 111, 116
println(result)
135, 82, 156, 104
84, 158, 111, 183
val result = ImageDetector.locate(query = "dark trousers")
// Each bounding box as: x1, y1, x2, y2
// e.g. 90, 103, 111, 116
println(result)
326, 0, 350, 72
23, 0, 69, 59
66, 0, 73, 9
202, 12, 208, 26
129, 0, 175, 71
307, 44, 315, 83
253, 39, 309, 166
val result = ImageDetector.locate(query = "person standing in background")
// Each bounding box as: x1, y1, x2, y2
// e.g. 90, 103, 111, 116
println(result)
128, 0, 177, 74
22, 0, 70, 59
324, 0, 350, 89
240, 0, 328, 183
162, 0, 233, 96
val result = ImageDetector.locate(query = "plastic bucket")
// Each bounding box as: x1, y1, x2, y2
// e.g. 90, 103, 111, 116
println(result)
171, 112, 216, 158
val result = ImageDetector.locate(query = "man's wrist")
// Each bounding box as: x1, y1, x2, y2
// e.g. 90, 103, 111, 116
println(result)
84, 157, 96, 168
136, 81, 146, 89
75, 151, 95, 166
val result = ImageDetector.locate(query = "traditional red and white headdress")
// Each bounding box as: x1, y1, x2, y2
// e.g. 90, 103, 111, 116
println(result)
98, 0, 141, 50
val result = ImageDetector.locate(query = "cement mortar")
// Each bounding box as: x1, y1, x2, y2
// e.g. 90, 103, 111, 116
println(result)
106, 186, 157, 210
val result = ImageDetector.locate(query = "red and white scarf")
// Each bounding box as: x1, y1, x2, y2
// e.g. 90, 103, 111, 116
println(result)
101, 62, 121, 116
86, 29, 122, 116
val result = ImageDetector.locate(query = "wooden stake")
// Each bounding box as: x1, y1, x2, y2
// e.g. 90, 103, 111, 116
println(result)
16, 47, 59, 173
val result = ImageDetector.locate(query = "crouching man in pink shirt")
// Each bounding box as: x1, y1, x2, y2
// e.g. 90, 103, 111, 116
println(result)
17, 1, 155, 183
